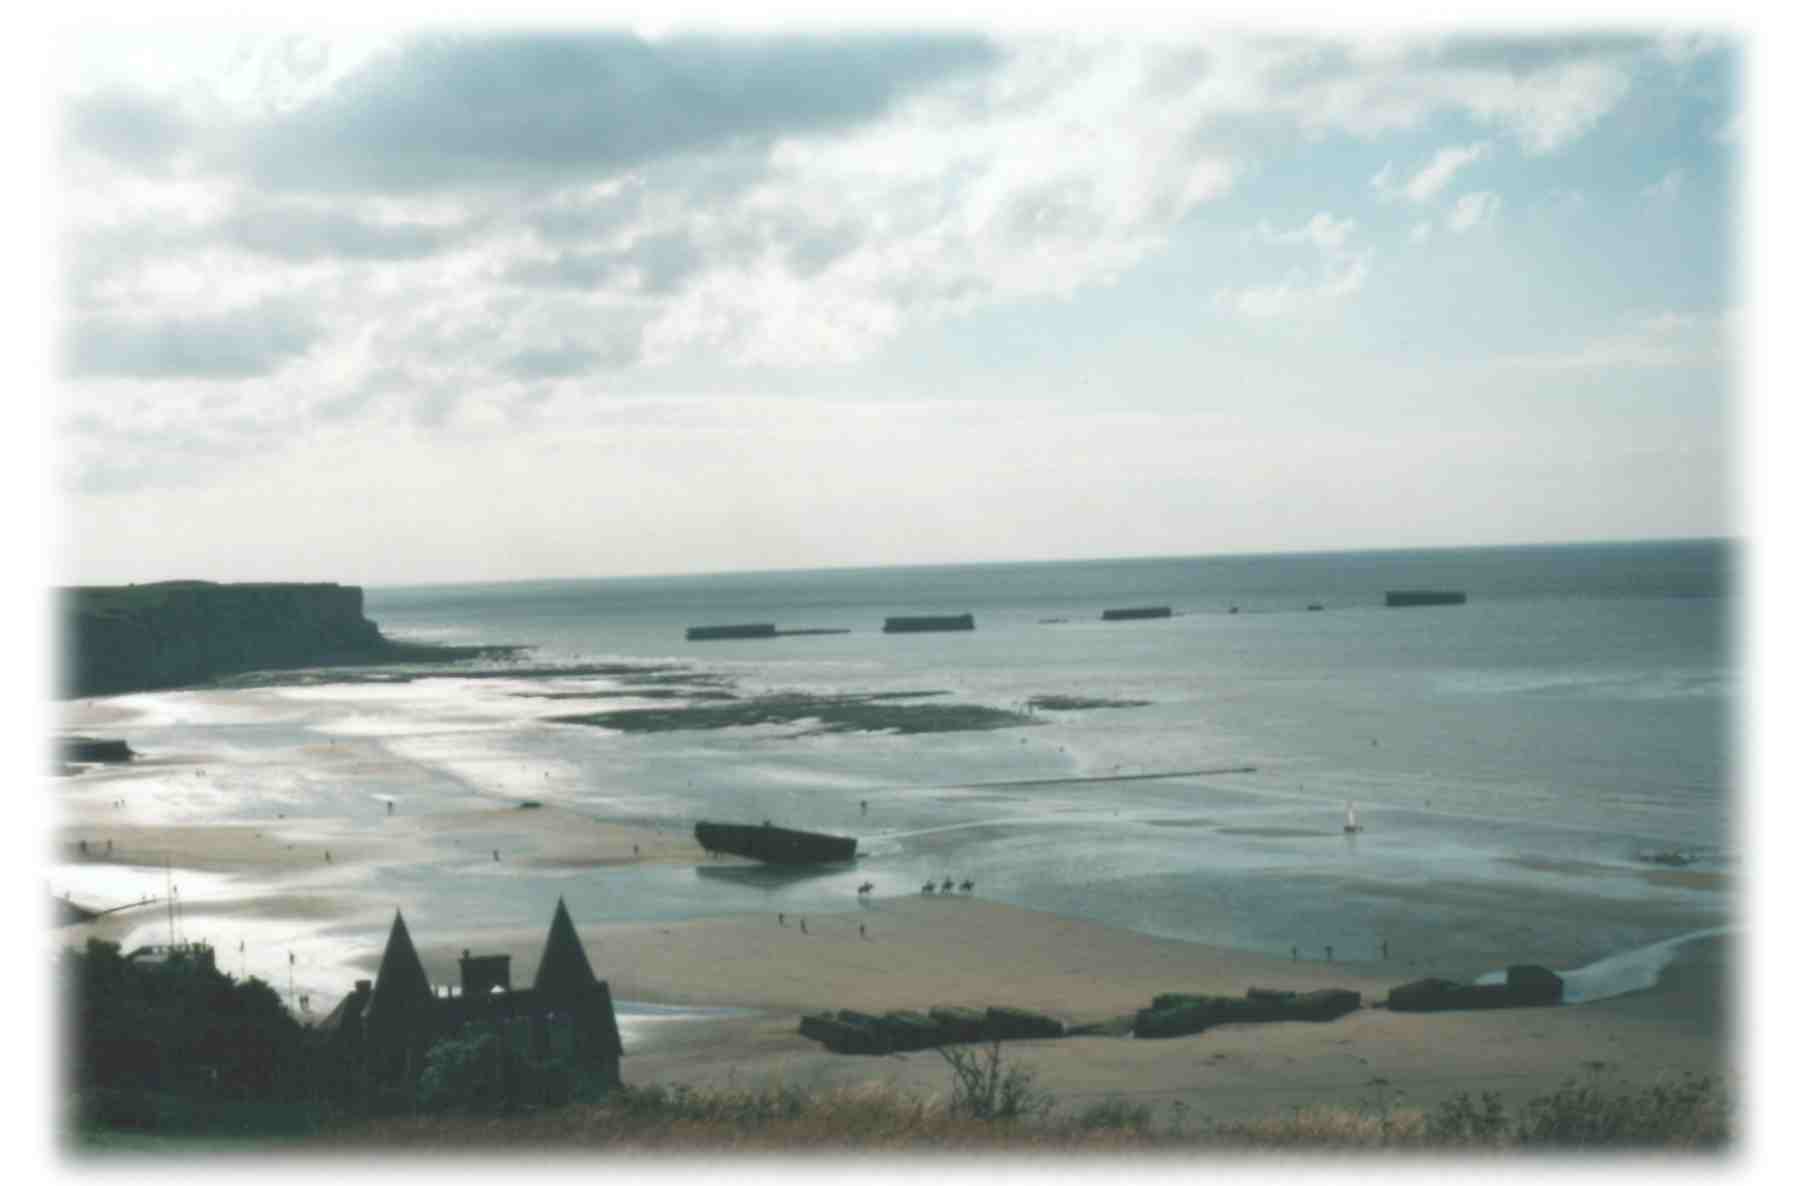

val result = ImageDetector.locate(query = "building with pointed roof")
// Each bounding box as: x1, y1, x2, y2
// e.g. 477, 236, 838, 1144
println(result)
317, 898, 623, 1099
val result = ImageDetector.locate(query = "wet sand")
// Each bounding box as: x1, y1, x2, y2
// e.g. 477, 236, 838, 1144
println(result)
50, 698, 1735, 1128
543, 899, 1728, 1126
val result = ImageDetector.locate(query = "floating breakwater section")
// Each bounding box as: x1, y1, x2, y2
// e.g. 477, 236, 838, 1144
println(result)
1101, 606, 1172, 621
883, 614, 976, 634
1386, 590, 1467, 607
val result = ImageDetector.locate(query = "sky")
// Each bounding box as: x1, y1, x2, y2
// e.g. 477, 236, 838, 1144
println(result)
47, 17, 1744, 588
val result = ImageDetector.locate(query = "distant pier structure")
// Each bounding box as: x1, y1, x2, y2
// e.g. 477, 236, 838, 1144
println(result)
686, 623, 777, 641
883, 614, 975, 634
1384, 590, 1468, 608
1100, 606, 1172, 621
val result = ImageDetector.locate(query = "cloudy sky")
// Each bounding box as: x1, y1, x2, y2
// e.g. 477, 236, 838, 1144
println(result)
51, 21, 1740, 587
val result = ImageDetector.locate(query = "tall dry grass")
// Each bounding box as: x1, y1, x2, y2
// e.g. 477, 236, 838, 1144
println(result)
314, 1069, 1731, 1154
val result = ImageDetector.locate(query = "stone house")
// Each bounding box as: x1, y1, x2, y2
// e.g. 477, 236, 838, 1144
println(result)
317, 897, 623, 1095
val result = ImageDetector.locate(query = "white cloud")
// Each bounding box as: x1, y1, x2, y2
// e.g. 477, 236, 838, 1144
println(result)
1273, 47, 1632, 156
1256, 212, 1356, 251
1465, 58, 1633, 155
60, 34, 1255, 433
1637, 311, 1701, 334
1382, 141, 1490, 204
1498, 309, 1732, 371
1656, 32, 1730, 68
55, 30, 1678, 500
1369, 163, 1397, 201
1447, 190, 1500, 232
1642, 168, 1685, 202
1226, 205, 1370, 320
1216, 248, 1371, 320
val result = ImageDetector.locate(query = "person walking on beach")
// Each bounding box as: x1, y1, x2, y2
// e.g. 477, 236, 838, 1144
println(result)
799, 918, 808, 935
859, 923, 867, 939
778, 913, 786, 927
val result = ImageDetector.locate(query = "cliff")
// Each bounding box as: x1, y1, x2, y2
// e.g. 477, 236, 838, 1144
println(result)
59, 580, 392, 698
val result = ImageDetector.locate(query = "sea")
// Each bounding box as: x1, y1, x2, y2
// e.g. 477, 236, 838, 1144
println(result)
58, 538, 1738, 1010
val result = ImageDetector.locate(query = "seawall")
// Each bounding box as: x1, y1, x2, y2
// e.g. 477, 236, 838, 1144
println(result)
58, 580, 391, 698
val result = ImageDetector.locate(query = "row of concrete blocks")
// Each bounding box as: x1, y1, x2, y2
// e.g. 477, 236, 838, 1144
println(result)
799, 966, 1565, 1055
1133, 987, 1363, 1039
798, 1005, 1065, 1055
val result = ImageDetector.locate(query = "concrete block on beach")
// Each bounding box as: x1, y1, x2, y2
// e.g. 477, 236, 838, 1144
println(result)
1502, 964, 1566, 1006
1134, 987, 1363, 1038
928, 1006, 989, 1043
59, 736, 136, 764
984, 1005, 1065, 1041
799, 1009, 954, 1054
798, 1004, 1066, 1054
879, 1010, 949, 1051
799, 1012, 884, 1055
1386, 965, 1564, 1012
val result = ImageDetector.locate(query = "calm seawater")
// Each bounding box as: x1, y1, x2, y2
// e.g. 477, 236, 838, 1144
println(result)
342, 539, 1734, 968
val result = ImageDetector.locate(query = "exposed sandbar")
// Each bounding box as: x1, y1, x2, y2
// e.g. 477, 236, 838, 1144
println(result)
548, 692, 1030, 736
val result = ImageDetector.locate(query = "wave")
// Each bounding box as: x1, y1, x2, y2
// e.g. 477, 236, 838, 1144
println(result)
1475, 925, 1731, 1004
1438, 669, 1725, 702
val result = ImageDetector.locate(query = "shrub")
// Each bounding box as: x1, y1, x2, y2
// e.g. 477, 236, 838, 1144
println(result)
62, 939, 308, 1107
417, 1027, 504, 1115
1423, 1091, 1509, 1146
1514, 1073, 1728, 1149
936, 1039, 1054, 1122
1071, 1097, 1154, 1133
415, 1025, 582, 1116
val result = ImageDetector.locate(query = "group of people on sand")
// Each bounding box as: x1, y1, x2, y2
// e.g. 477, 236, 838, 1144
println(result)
1289, 939, 1392, 962
777, 912, 872, 941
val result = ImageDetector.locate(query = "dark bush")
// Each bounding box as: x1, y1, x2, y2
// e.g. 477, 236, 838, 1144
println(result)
417, 1027, 504, 1115
416, 1024, 582, 1115
62, 939, 308, 1105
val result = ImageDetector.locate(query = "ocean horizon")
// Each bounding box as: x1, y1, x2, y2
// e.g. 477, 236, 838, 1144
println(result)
358, 533, 1736, 595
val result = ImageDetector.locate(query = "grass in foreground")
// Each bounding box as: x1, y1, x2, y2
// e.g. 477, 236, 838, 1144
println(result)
66, 1035, 1730, 1155
306, 1072, 1730, 1153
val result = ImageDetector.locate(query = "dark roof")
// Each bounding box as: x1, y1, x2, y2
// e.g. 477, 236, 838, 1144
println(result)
365, 910, 434, 1030
589, 978, 625, 1057
532, 897, 598, 1001
315, 982, 371, 1041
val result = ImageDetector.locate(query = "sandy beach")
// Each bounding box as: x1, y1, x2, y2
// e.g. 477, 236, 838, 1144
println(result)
52, 710, 1734, 1130
437, 895, 1730, 1125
